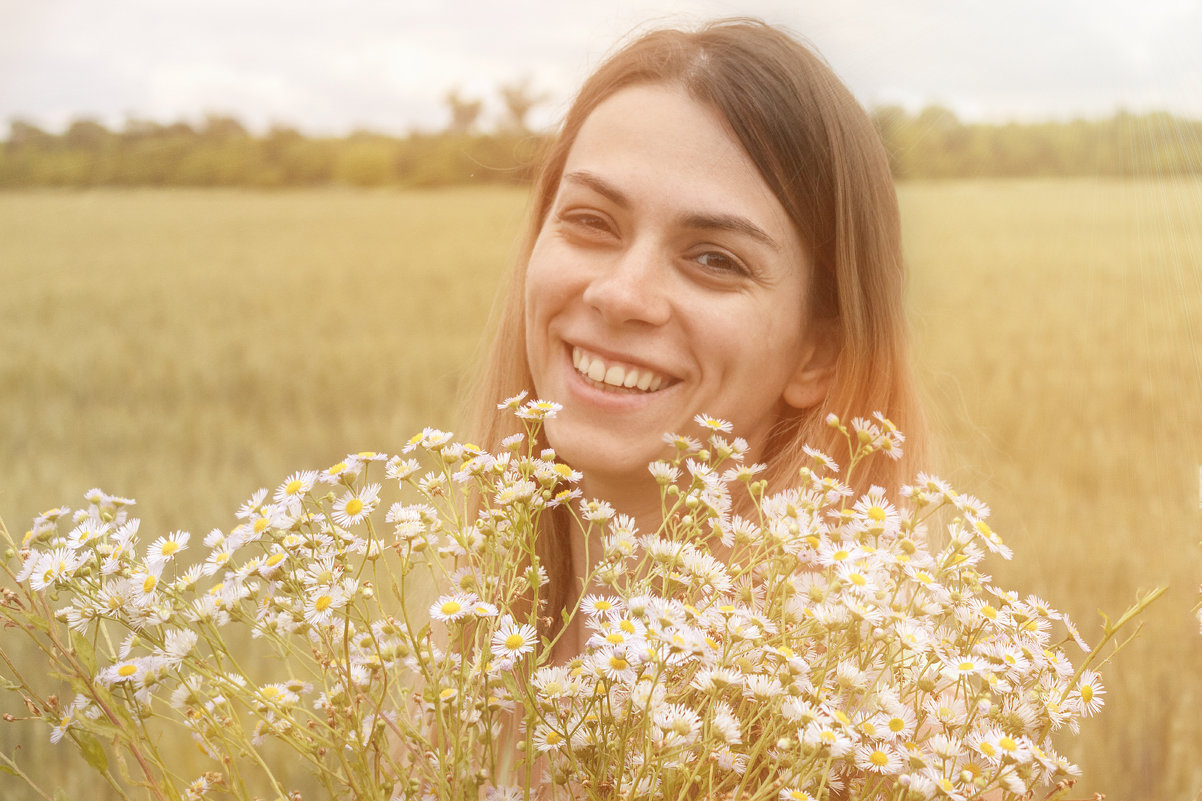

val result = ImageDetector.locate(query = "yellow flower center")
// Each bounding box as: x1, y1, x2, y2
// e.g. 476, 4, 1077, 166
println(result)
285, 479, 303, 495
345, 499, 364, 517
264, 553, 286, 567
161, 540, 180, 556
867, 505, 887, 523
869, 749, 889, 767
254, 517, 271, 534
441, 601, 463, 616
504, 633, 525, 651
117, 664, 139, 677
314, 594, 333, 612
142, 575, 157, 593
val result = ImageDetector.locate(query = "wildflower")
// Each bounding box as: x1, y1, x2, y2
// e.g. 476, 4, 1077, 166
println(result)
490, 619, 538, 660
157, 629, 199, 666
781, 790, 814, 801
652, 702, 702, 747
185, 775, 211, 800
331, 483, 380, 527
303, 584, 348, 626
28, 548, 83, 591
693, 413, 732, 433
273, 470, 317, 505
1066, 669, 1105, 716
744, 674, 784, 701
48, 696, 91, 744
531, 723, 568, 752
493, 479, 537, 507
430, 593, 477, 624
516, 398, 561, 420
581, 595, 621, 617
803, 445, 840, 473
97, 657, 150, 687
496, 390, 528, 410
801, 721, 854, 757
856, 743, 903, 774
710, 701, 742, 745
593, 645, 637, 682
579, 499, 615, 523
66, 519, 106, 550
648, 461, 681, 485
146, 530, 191, 565
411, 427, 454, 451
472, 601, 499, 618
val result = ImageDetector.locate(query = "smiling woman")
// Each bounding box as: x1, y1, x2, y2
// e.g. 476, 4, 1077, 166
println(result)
463, 18, 926, 654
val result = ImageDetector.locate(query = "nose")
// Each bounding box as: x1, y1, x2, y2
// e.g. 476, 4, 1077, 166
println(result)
581, 241, 672, 327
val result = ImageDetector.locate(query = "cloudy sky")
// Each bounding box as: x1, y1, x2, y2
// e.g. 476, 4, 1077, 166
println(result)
2, 0, 1200, 136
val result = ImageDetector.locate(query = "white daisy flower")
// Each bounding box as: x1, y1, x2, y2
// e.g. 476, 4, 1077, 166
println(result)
331, 483, 381, 527
430, 593, 477, 624
490, 618, 538, 660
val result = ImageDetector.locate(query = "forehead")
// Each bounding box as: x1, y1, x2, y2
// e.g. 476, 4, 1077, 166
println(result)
559, 83, 792, 233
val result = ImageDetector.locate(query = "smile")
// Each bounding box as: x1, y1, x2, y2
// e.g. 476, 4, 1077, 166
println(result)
572, 347, 672, 393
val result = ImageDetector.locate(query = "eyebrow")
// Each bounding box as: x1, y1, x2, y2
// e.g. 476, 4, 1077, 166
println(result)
561, 169, 782, 252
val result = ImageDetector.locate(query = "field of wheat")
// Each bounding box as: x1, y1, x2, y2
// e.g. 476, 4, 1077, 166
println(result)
1, 181, 1199, 800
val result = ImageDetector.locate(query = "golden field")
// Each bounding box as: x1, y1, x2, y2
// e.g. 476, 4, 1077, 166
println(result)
1, 181, 1200, 800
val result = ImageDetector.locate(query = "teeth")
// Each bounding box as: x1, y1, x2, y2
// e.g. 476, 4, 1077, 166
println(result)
572, 347, 669, 393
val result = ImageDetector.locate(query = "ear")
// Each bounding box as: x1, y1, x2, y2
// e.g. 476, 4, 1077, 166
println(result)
782, 327, 839, 410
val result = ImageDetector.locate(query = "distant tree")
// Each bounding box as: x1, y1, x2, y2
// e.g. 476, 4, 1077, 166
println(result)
122, 116, 165, 139
63, 118, 111, 150
444, 89, 483, 135
7, 119, 51, 148
498, 77, 547, 135
202, 114, 249, 141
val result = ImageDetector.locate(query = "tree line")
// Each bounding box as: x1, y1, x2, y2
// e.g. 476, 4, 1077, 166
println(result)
1, 106, 1199, 188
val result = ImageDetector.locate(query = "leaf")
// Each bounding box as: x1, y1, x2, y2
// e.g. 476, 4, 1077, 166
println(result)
78, 732, 109, 775
0, 763, 17, 777
70, 630, 98, 675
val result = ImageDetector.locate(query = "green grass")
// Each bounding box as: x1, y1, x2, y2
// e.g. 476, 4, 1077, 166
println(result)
1, 180, 1200, 800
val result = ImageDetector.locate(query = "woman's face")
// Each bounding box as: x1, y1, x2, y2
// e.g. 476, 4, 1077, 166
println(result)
524, 82, 826, 495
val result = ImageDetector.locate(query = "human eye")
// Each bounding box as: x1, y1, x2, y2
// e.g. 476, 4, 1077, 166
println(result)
556, 208, 617, 240
691, 248, 751, 279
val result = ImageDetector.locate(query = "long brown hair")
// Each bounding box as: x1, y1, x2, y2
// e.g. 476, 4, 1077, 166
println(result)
462, 18, 925, 624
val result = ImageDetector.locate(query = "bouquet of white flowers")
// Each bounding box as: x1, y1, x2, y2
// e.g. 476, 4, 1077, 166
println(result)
1, 399, 1158, 801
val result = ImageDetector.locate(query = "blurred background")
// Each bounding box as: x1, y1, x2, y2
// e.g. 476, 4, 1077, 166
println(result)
2, 1, 1200, 799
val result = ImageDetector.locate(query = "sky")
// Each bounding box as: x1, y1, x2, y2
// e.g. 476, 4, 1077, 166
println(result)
2, 0, 1200, 137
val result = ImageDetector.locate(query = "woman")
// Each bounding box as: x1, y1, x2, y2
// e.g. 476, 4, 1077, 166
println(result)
463, 17, 925, 657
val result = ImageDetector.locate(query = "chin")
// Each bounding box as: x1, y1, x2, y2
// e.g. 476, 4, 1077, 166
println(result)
543, 415, 665, 485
